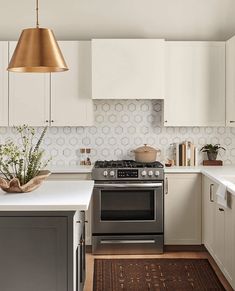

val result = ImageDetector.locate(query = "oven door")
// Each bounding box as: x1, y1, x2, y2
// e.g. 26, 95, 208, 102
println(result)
92, 182, 163, 234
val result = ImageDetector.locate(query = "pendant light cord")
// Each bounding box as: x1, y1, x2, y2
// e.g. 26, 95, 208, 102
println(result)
36, 0, 39, 28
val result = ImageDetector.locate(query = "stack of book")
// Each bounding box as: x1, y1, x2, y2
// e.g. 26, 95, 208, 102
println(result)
174, 141, 199, 166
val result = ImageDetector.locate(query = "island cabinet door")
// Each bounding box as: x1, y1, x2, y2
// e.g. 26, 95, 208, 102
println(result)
0, 216, 68, 291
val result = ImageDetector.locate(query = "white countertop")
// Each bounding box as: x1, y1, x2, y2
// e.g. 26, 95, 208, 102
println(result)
165, 165, 235, 196
0, 180, 94, 211
165, 166, 202, 173
48, 165, 93, 174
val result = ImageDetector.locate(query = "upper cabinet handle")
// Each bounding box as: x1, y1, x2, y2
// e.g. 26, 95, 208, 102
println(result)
229, 121, 235, 123
209, 183, 214, 202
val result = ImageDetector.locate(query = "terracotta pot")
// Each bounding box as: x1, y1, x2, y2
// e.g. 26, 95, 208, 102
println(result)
0, 170, 51, 193
132, 144, 160, 163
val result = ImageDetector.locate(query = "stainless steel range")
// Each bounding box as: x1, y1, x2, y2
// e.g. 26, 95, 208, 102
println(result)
91, 160, 164, 254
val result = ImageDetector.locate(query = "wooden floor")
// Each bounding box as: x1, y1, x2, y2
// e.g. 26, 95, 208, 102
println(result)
84, 250, 233, 291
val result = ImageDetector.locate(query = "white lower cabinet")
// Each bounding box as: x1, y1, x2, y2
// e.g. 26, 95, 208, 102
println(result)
202, 175, 235, 289
202, 176, 217, 256
164, 173, 201, 245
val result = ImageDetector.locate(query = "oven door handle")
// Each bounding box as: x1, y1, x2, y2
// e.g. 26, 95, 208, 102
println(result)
100, 239, 156, 244
94, 183, 163, 188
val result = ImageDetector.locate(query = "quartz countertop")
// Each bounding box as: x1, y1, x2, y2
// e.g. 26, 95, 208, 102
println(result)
0, 180, 94, 211
165, 165, 235, 196
164, 166, 202, 173
48, 165, 93, 174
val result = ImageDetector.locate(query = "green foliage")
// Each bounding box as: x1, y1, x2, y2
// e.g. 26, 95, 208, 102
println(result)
0, 125, 51, 185
200, 144, 225, 153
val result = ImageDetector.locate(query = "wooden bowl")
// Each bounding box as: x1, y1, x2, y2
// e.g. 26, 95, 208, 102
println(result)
0, 170, 51, 193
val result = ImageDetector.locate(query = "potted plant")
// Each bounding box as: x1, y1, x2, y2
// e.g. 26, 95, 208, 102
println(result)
0, 125, 51, 193
200, 144, 225, 161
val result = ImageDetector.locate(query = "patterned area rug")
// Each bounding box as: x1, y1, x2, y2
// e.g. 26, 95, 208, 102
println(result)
93, 258, 225, 290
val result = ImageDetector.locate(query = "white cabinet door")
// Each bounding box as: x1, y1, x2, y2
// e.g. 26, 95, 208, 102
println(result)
223, 193, 234, 287
226, 36, 235, 126
9, 42, 50, 127
214, 202, 225, 270
165, 173, 201, 245
202, 176, 217, 256
92, 39, 165, 99
202, 176, 235, 288
85, 204, 92, 245
51, 41, 93, 126
0, 42, 8, 126
164, 41, 225, 126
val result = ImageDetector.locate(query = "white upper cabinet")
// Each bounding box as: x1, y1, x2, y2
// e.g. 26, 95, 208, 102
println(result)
226, 36, 235, 126
8, 41, 93, 127
9, 42, 50, 127
0, 42, 9, 126
164, 42, 225, 126
51, 41, 93, 126
92, 39, 165, 99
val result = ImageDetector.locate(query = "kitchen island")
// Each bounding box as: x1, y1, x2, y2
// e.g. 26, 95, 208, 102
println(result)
0, 180, 94, 291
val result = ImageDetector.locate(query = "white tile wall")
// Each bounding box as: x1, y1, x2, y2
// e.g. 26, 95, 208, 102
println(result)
0, 100, 234, 167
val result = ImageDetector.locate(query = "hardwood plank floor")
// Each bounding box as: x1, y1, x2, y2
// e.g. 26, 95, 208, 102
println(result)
84, 251, 233, 291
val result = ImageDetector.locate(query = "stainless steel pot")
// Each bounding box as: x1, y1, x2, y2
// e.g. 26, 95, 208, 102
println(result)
132, 144, 160, 163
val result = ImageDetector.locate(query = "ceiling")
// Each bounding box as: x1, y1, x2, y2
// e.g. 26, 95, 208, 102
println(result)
0, 0, 235, 41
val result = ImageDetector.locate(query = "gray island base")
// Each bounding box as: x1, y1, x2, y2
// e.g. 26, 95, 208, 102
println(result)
0, 211, 86, 291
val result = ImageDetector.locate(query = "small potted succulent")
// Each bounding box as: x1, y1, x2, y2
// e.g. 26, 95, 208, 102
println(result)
200, 144, 225, 161
0, 125, 51, 193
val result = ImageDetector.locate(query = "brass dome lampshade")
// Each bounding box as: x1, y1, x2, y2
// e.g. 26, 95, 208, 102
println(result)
7, 0, 68, 73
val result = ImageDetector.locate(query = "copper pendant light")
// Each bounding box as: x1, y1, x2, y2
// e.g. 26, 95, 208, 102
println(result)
7, 0, 68, 73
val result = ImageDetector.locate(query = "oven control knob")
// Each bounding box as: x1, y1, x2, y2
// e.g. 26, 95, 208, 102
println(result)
110, 170, 115, 177
155, 170, 160, 177
141, 170, 147, 177
148, 170, 153, 177
103, 170, 108, 177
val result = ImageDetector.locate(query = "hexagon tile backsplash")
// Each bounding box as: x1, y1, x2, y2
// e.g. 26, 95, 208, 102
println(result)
1, 99, 235, 167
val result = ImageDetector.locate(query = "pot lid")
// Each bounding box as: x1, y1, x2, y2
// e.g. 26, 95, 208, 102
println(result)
134, 144, 158, 153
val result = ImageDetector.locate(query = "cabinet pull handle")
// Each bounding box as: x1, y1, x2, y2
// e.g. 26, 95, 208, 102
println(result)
165, 177, 168, 194
45, 120, 49, 123
209, 184, 214, 202
219, 208, 224, 212
229, 121, 235, 123
77, 220, 88, 223
51, 120, 54, 123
